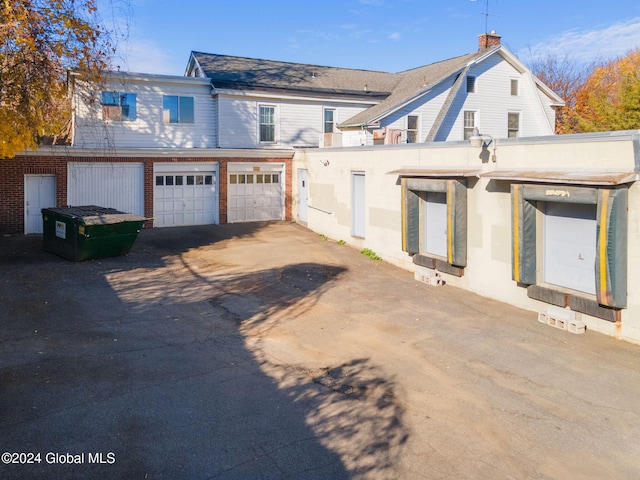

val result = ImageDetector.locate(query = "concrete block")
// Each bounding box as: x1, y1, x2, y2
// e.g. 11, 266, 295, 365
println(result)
568, 319, 586, 334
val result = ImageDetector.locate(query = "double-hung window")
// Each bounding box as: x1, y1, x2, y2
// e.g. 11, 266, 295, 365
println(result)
324, 109, 335, 134
259, 105, 276, 143
163, 96, 194, 124
463, 111, 476, 140
101, 92, 137, 121
508, 112, 520, 138
406, 115, 419, 143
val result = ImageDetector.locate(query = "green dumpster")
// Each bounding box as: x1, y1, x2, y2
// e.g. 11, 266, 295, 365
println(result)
42, 206, 146, 261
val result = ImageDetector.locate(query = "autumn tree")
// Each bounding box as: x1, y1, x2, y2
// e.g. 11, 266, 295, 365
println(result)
572, 50, 640, 132
529, 54, 591, 134
0, 0, 117, 158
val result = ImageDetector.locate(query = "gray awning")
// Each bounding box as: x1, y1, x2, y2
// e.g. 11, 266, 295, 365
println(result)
480, 169, 639, 186
387, 167, 481, 177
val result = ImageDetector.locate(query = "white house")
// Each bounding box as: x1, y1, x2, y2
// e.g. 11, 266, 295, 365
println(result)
69, 32, 563, 151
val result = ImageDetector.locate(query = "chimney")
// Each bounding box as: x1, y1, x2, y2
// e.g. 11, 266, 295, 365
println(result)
478, 30, 501, 50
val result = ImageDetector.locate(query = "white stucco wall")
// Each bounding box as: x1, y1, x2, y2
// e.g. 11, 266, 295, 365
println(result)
292, 131, 640, 344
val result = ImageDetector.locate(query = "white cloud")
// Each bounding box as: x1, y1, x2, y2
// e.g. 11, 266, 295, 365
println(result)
389, 32, 401, 41
522, 17, 640, 64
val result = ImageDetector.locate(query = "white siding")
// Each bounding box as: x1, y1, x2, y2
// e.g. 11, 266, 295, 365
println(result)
72, 75, 216, 149
437, 55, 554, 141
218, 94, 372, 148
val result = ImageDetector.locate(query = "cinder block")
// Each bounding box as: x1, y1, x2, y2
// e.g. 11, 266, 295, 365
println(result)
568, 320, 586, 334
538, 312, 548, 324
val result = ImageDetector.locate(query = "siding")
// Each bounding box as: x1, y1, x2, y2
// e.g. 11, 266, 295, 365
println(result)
73, 77, 216, 149
437, 55, 554, 141
218, 95, 372, 148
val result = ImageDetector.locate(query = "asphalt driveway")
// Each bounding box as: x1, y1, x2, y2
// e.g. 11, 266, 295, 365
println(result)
1, 222, 640, 479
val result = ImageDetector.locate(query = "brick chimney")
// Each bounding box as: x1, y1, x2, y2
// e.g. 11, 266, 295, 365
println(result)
478, 31, 501, 50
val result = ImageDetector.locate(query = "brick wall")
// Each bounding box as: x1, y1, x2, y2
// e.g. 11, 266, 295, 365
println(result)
0, 153, 292, 234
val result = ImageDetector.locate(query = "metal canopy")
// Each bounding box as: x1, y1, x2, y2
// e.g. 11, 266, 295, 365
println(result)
387, 167, 481, 177
480, 169, 639, 186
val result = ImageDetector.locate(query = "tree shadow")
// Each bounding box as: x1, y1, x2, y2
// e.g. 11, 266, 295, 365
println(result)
0, 224, 408, 479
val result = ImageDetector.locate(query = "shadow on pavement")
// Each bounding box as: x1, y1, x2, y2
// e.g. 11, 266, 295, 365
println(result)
0, 223, 408, 479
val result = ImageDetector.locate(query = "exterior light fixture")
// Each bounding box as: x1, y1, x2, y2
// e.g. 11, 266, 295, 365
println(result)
469, 126, 496, 162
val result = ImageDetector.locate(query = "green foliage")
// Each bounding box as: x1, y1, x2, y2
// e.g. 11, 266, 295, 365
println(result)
337, 240, 346, 245
319, 234, 328, 241
360, 248, 382, 261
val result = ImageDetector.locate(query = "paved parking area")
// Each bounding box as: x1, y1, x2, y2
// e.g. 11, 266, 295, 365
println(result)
2, 222, 640, 479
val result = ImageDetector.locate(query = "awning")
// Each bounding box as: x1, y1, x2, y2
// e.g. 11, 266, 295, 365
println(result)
479, 169, 639, 186
387, 167, 481, 177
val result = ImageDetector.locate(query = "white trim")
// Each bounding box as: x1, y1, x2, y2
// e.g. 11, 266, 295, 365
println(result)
215, 89, 380, 105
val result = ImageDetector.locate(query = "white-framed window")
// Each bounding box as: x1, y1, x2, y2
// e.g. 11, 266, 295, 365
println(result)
101, 92, 137, 121
463, 111, 476, 140
406, 115, 419, 143
259, 105, 276, 143
508, 112, 520, 138
466, 76, 476, 93
324, 108, 335, 134
510, 78, 519, 96
163, 96, 194, 124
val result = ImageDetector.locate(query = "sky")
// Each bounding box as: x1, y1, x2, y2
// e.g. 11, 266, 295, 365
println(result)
102, 0, 640, 76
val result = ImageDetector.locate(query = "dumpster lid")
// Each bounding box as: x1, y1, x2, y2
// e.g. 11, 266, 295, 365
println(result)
42, 206, 146, 225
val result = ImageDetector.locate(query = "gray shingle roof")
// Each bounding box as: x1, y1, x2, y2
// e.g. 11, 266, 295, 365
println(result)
190, 52, 399, 97
190, 49, 485, 127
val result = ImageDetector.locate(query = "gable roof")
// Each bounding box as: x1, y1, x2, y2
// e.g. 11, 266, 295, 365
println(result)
339, 52, 481, 128
189, 52, 399, 98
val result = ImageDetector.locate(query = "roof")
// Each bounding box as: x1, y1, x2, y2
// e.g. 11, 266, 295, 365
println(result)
340, 52, 480, 127
479, 169, 639, 186
189, 52, 399, 97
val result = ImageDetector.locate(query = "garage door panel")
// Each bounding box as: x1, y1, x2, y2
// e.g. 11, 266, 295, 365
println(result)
68, 163, 144, 216
153, 165, 218, 227
228, 167, 284, 223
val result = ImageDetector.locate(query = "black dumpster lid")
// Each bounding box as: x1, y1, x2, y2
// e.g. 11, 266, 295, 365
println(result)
42, 206, 146, 225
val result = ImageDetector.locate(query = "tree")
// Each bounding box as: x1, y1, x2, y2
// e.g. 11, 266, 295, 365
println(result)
0, 0, 115, 158
529, 54, 591, 134
572, 50, 640, 132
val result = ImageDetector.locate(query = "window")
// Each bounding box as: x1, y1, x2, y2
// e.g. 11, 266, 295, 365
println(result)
466, 76, 476, 93
324, 109, 335, 134
101, 92, 137, 121
259, 105, 276, 142
163, 96, 194, 123
407, 115, 419, 143
508, 112, 520, 138
463, 111, 476, 140
510, 79, 519, 96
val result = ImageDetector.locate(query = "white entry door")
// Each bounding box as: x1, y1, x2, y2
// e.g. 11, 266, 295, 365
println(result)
351, 172, 365, 238
298, 169, 308, 223
424, 192, 447, 258
24, 175, 56, 234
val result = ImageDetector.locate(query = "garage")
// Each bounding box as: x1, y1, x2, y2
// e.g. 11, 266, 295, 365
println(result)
228, 163, 284, 223
153, 163, 219, 227
68, 163, 144, 215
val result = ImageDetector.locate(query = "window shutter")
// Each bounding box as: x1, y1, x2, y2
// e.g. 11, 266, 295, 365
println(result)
447, 180, 467, 267
511, 184, 537, 284
595, 188, 627, 308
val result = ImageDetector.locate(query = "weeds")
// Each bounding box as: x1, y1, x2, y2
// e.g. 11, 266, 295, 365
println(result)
360, 248, 381, 261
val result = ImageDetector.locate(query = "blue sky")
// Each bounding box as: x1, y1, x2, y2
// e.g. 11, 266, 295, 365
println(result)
105, 0, 640, 75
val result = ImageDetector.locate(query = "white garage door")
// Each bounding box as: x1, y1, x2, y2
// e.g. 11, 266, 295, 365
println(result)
228, 164, 284, 223
154, 163, 218, 227
543, 201, 597, 294
68, 163, 144, 215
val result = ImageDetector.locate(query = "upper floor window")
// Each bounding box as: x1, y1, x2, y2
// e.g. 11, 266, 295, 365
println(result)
101, 92, 137, 121
324, 109, 335, 134
466, 76, 476, 93
259, 105, 276, 143
406, 115, 419, 143
510, 79, 519, 96
508, 112, 520, 138
463, 111, 476, 140
163, 96, 194, 124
